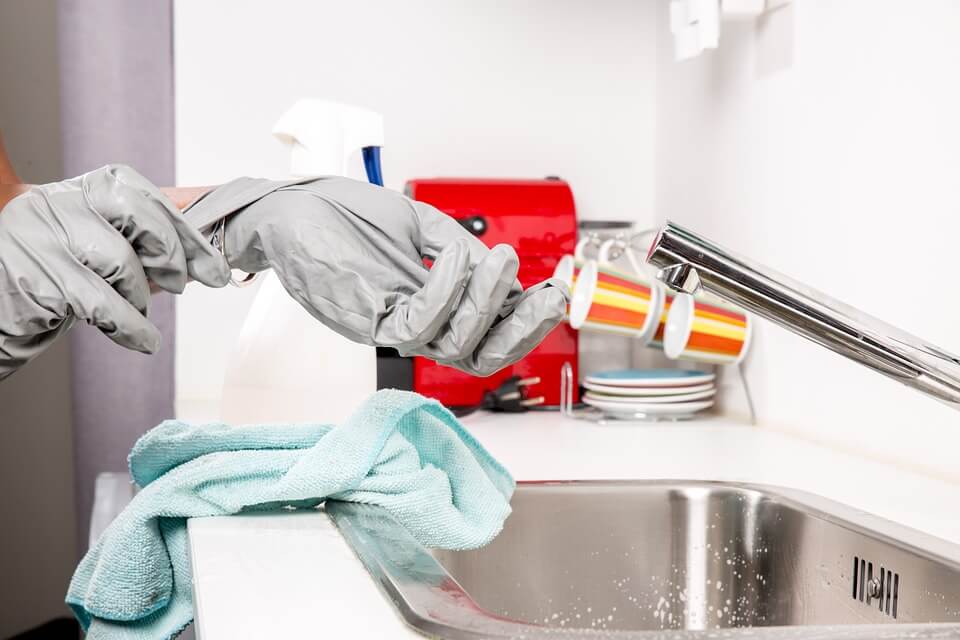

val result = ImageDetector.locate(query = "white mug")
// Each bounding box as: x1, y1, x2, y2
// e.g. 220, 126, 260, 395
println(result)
560, 239, 666, 340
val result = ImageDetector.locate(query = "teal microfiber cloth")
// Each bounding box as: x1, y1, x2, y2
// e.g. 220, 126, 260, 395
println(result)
66, 389, 514, 640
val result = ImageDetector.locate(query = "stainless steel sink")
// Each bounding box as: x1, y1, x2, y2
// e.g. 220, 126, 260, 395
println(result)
327, 481, 960, 639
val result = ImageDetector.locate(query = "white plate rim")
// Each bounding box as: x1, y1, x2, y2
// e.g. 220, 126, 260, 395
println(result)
583, 397, 714, 416
582, 381, 715, 397
584, 388, 716, 404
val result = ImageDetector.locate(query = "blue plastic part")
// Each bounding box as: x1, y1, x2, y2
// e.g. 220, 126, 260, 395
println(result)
362, 146, 384, 186
588, 369, 712, 381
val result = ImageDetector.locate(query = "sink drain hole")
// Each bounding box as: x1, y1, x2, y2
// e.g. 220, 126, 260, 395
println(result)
852, 555, 898, 618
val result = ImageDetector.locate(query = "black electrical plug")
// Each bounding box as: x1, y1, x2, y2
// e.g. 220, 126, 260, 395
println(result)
480, 376, 544, 413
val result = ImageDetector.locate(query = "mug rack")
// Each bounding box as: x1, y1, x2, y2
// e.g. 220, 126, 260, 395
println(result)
562, 223, 757, 425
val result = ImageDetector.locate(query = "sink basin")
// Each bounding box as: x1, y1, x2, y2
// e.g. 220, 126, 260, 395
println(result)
327, 481, 960, 638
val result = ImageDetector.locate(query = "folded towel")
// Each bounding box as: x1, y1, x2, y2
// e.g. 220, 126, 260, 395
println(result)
66, 389, 514, 639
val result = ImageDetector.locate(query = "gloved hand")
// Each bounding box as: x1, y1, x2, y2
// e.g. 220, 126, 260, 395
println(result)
187, 176, 568, 376
0, 165, 230, 379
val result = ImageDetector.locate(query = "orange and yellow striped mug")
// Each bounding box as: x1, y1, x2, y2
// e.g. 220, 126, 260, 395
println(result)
554, 238, 666, 341
662, 292, 752, 364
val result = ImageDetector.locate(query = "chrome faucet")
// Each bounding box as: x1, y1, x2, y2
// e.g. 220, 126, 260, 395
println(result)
646, 222, 960, 410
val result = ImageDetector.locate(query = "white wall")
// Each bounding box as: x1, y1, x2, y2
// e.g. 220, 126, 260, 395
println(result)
175, 2, 960, 483
655, 1, 960, 481
173, 0, 658, 420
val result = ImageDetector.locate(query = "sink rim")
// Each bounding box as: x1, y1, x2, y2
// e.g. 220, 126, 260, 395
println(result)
326, 479, 960, 639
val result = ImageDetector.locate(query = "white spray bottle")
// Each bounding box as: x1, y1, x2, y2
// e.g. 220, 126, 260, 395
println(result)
219, 100, 383, 424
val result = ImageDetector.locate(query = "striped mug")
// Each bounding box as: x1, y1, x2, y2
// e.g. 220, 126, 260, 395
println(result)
556, 239, 665, 340
662, 292, 752, 364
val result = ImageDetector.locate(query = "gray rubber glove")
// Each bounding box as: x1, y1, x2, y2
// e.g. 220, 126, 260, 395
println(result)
186, 176, 569, 376
0, 164, 230, 380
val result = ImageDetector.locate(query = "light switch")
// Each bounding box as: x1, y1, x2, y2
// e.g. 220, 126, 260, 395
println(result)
670, 0, 720, 61
671, 0, 793, 62
695, 0, 720, 49
670, 0, 689, 33
673, 23, 702, 61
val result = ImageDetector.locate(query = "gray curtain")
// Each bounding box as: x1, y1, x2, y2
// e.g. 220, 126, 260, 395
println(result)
58, 0, 177, 552
0, 2, 75, 633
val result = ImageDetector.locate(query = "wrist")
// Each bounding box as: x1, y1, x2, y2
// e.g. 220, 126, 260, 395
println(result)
161, 186, 214, 211
220, 210, 271, 273
0, 184, 31, 211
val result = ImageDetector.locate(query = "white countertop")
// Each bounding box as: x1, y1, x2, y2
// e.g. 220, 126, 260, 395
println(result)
188, 412, 960, 639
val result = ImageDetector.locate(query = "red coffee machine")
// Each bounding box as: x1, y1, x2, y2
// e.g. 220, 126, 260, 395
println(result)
399, 177, 579, 409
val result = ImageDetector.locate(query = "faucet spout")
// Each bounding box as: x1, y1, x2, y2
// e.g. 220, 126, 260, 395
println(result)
646, 222, 960, 410
655, 262, 703, 295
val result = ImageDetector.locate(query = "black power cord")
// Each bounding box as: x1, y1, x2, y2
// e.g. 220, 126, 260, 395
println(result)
449, 376, 544, 417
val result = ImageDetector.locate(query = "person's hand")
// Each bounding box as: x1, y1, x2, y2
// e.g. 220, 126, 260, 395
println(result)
0, 165, 230, 379
193, 176, 568, 376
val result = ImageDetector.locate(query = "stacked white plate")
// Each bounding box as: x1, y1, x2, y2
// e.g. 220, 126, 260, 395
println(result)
582, 369, 716, 420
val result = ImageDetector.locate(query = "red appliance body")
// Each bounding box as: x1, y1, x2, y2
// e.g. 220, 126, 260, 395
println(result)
405, 178, 579, 408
